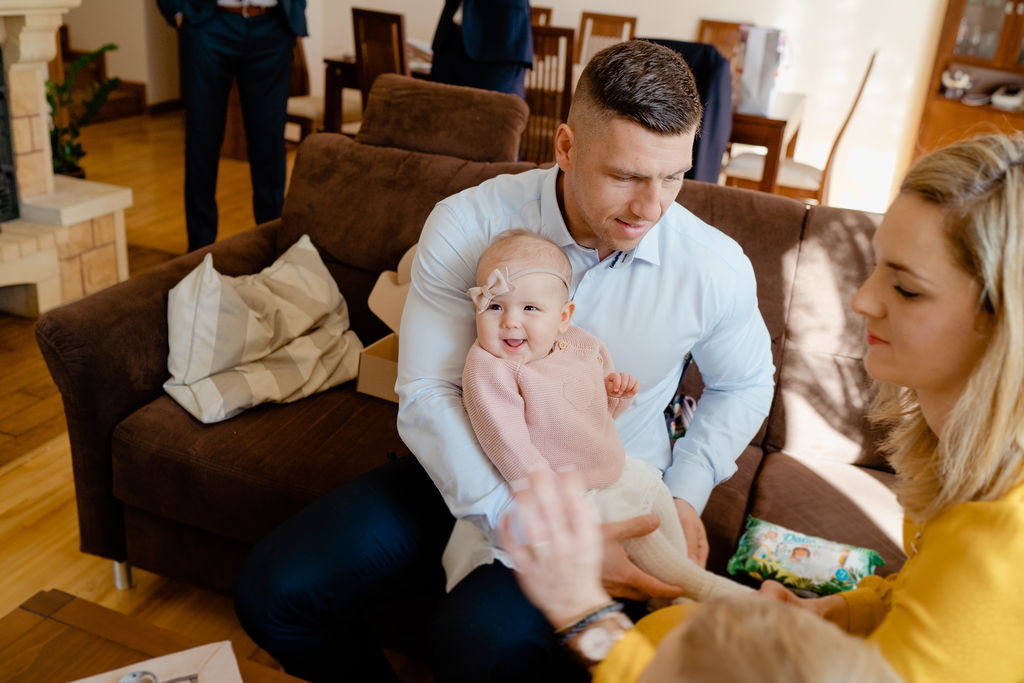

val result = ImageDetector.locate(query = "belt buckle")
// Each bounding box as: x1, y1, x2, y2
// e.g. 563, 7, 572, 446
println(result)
241, 4, 253, 18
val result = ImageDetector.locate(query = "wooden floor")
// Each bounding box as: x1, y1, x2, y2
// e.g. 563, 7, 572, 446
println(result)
0, 113, 339, 677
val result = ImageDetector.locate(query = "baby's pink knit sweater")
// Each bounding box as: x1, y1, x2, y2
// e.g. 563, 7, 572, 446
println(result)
462, 324, 632, 491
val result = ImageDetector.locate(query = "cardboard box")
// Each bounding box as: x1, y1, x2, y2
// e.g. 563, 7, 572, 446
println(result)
357, 332, 399, 402
357, 245, 416, 403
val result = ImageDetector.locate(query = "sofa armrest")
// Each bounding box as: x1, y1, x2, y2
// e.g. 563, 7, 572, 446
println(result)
35, 223, 281, 560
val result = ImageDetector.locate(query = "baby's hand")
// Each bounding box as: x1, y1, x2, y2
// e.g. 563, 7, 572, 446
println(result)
605, 372, 639, 399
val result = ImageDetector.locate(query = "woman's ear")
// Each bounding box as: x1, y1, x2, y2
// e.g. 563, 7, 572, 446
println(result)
559, 300, 575, 333
973, 306, 995, 337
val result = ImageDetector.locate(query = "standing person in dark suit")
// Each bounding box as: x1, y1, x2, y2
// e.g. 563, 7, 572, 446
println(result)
429, 0, 533, 97
156, 0, 307, 252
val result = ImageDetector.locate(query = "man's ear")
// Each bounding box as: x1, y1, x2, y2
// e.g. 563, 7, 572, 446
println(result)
558, 300, 575, 333
554, 123, 574, 172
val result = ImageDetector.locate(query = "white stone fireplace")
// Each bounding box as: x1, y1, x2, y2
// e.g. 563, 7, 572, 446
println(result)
0, 0, 132, 317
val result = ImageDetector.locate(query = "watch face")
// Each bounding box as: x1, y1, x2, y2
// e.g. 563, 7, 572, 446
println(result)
579, 625, 617, 660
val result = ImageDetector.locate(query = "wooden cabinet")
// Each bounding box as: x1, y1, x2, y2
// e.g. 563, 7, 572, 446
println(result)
949, 0, 1024, 71
916, 0, 1024, 155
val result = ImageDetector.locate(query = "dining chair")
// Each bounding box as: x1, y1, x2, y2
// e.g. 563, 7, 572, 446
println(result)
520, 25, 574, 164
350, 7, 409, 132
575, 12, 636, 65
695, 19, 753, 111
724, 52, 877, 205
531, 6, 552, 26
695, 19, 752, 63
286, 39, 362, 142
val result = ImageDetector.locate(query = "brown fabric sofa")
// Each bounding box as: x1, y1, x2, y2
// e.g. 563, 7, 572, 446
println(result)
36, 75, 903, 653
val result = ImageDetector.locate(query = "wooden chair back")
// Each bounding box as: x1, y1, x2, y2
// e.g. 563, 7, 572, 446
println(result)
819, 51, 877, 196
352, 7, 409, 109
531, 6, 552, 26
695, 19, 751, 62
520, 25, 575, 164
575, 12, 636, 65
696, 19, 753, 106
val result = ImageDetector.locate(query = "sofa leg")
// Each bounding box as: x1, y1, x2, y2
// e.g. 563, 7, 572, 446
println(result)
113, 560, 135, 590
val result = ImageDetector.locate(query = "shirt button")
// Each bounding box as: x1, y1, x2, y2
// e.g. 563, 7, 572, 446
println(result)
557, 341, 567, 350
596, 356, 603, 364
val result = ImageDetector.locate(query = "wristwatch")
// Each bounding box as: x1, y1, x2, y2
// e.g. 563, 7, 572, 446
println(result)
565, 611, 633, 669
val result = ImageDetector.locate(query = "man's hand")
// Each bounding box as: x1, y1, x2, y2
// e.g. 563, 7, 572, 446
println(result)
600, 515, 684, 601
604, 372, 639, 399
673, 498, 709, 567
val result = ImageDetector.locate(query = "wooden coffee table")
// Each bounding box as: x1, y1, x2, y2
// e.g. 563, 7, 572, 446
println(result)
0, 590, 303, 682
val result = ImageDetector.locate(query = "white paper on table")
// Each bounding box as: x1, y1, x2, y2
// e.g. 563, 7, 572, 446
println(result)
67, 641, 243, 683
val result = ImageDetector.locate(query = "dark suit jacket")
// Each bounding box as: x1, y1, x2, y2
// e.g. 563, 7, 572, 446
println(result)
641, 38, 733, 184
432, 0, 532, 66
156, 0, 307, 36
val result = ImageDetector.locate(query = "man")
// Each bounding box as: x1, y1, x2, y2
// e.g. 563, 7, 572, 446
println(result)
235, 41, 774, 683
429, 0, 533, 97
156, 0, 307, 251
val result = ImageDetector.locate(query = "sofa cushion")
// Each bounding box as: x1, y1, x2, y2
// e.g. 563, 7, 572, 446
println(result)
111, 388, 409, 544
747, 452, 905, 576
764, 204, 887, 468
702, 444, 764, 576
356, 74, 529, 163
674, 182, 808, 445
279, 134, 533, 276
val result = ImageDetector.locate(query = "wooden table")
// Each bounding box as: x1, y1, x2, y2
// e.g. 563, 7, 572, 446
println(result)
730, 92, 806, 193
323, 56, 359, 133
0, 590, 301, 682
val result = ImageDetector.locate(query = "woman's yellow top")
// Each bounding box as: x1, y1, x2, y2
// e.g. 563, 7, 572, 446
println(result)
593, 603, 699, 683
842, 478, 1024, 682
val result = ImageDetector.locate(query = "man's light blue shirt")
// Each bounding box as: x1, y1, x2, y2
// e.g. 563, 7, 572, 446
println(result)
397, 166, 774, 570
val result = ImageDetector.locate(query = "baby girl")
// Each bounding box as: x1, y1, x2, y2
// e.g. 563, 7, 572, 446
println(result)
461, 229, 749, 601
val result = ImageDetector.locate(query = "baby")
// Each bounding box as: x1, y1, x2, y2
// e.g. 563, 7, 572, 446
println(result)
462, 229, 749, 601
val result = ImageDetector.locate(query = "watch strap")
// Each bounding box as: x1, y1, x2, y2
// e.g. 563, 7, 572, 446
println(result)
556, 601, 624, 644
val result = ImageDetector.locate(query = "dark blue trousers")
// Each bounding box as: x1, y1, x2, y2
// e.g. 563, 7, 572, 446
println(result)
429, 24, 527, 98
179, 10, 293, 251
234, 456, 589, 683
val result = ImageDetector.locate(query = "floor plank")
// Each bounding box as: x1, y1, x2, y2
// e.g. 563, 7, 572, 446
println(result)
0, 112, 296, 675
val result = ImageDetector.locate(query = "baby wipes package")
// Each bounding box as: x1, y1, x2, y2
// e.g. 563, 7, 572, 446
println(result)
727, 516, 885, 596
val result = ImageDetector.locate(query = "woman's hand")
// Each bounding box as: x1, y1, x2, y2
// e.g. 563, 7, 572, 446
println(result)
758, 580, 851, 630
498, 469, 612, 628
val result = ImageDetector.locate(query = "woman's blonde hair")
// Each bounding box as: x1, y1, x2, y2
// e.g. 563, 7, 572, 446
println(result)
871, 133, 1024, 522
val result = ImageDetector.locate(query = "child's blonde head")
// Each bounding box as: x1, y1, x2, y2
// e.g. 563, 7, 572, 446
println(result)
476, 229, 571, 293
641, 596, 900, 682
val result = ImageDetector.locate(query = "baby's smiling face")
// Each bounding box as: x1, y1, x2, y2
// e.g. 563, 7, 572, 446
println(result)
474, 264, 573, 363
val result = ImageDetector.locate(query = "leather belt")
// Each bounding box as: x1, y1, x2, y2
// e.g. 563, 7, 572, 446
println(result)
219, 5, 275, 18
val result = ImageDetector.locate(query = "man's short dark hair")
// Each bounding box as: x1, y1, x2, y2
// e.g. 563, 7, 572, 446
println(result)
572, 40, 702, 136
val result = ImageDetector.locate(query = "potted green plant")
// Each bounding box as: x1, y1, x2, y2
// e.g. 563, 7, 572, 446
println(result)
45, 43, 120, 178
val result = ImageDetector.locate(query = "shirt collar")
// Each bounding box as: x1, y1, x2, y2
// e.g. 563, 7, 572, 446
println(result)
539, 165, 664, 268
538, 166, 576, 248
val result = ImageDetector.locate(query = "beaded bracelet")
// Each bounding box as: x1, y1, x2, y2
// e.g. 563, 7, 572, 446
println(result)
555, 601, 625, 644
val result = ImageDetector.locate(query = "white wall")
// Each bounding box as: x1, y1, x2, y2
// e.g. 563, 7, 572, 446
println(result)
144, 3, 180, 104
63, 0, 947, 212
63, 0, 179, 105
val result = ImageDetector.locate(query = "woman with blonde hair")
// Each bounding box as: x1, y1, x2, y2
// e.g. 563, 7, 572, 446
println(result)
500, 133, 1024, 681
